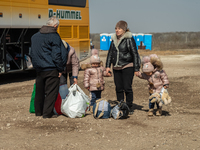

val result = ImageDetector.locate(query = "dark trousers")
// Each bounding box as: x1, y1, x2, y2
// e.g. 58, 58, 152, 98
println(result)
149, 95, 160, 109
91, 91, 102, 106
35, 70, 59, 118
113, 67, 134, 108
60, 72, 73, 86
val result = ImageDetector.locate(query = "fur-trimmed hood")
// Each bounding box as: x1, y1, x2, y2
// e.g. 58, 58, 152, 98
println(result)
141, 55, 163, 72
150, 57, 163, 71
111, 31, 132, 47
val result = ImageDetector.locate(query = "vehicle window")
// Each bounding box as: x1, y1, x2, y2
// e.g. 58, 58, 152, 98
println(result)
49, 0, 86, 8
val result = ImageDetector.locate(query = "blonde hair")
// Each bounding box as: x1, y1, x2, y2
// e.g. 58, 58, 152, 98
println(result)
62, 40, 68, 49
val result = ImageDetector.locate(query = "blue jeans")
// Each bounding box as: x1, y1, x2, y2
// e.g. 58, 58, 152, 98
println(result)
149, 98, 159, 109
91, 91, 102, 106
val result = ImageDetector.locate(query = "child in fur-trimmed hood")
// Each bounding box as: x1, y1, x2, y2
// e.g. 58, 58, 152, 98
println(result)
136, 54, 169, 116
83, 49, 112, 113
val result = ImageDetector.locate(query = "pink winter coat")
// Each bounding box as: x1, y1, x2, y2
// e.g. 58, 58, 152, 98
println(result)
63, 46, 80, 77
84, 66, 109, 91
138, 70, 169, 93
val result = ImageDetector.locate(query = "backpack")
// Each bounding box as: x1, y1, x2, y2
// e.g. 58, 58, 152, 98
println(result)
111, 100, 130, 119
93, 99, 112, 119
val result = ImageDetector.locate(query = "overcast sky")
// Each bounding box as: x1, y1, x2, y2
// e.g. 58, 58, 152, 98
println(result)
89, 0, 200, 33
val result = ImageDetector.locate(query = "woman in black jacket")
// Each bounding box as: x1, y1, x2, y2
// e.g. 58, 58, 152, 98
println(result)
106, 20, 141, 114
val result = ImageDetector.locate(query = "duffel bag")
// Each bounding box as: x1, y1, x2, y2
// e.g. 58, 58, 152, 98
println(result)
93, 99, 112, 119
111, 100, 130, 119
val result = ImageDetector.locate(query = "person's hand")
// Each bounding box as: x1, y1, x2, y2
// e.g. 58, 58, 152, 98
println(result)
164, 85, 169, 89
58, 73, 62, 77
134, 71, 139, 76
106, 68, 111, 75
108, 73, 112, 77
73, 78, 78, 85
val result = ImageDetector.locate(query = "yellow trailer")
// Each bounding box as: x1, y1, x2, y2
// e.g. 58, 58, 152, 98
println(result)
0, 0, 90, 74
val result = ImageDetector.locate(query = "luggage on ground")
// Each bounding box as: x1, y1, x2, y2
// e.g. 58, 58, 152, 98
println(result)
53, 84, 69, 115
61, 84, 90, 118
29, 83, 36, 113
93, 99, 112, 119
111, 100, 130, 119
29, 83, 69, 115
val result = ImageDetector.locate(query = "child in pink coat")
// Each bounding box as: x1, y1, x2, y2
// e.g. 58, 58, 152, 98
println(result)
84, 49, 111, 112
136, 54, 169, 116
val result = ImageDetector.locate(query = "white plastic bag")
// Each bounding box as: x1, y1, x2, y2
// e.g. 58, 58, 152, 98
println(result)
25, 55, 33, 68
61, 84, 90, 118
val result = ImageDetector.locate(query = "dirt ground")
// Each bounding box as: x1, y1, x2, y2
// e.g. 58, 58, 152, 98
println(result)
0, 49, 200, 150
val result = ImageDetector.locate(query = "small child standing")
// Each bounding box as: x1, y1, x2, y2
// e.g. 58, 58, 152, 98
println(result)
136, 54, 169, 116
84, 49, 111, 112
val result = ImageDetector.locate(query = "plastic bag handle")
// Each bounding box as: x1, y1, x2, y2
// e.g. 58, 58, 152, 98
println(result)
75, 84, 86, 95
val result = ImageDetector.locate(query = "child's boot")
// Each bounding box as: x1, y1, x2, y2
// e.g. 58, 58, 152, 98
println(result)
156, 108, 162, 116
90, 106, 93, 113
148, 109, 154, 116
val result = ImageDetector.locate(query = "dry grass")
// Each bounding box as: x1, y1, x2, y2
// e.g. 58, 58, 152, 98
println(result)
138, 49, 200, 56
91, 32, 200, 51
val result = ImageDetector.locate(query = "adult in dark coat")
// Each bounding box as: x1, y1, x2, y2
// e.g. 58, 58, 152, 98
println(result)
30, 17, 69, 118
106, 20, 141, 115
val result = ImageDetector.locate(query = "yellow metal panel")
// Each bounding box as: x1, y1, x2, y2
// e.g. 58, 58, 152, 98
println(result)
0, 1, 11, 6
11, 0, 28, 3
79, 26, 89, 39
86, 0, 89, 8
73, 26, 78, 38
30, 4, 48, 9
59, 26, 72, 38
29, 0, 48, 5
11, 1, 29, 7
0, 6, 12, 28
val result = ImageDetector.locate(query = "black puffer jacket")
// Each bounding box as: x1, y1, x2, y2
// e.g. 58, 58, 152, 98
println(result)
106, 32, 141, 72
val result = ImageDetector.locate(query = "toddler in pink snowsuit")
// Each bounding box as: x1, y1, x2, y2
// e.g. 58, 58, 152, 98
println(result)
84, 49, 112, 112
136, 54, 169, 116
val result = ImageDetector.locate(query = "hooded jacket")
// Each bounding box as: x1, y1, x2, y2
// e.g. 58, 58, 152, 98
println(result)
84, 66, 110, 91
30, 26, 68, 72
106, 31, 141, 72
138, 58, 169, 93
63, 46, 80, 77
